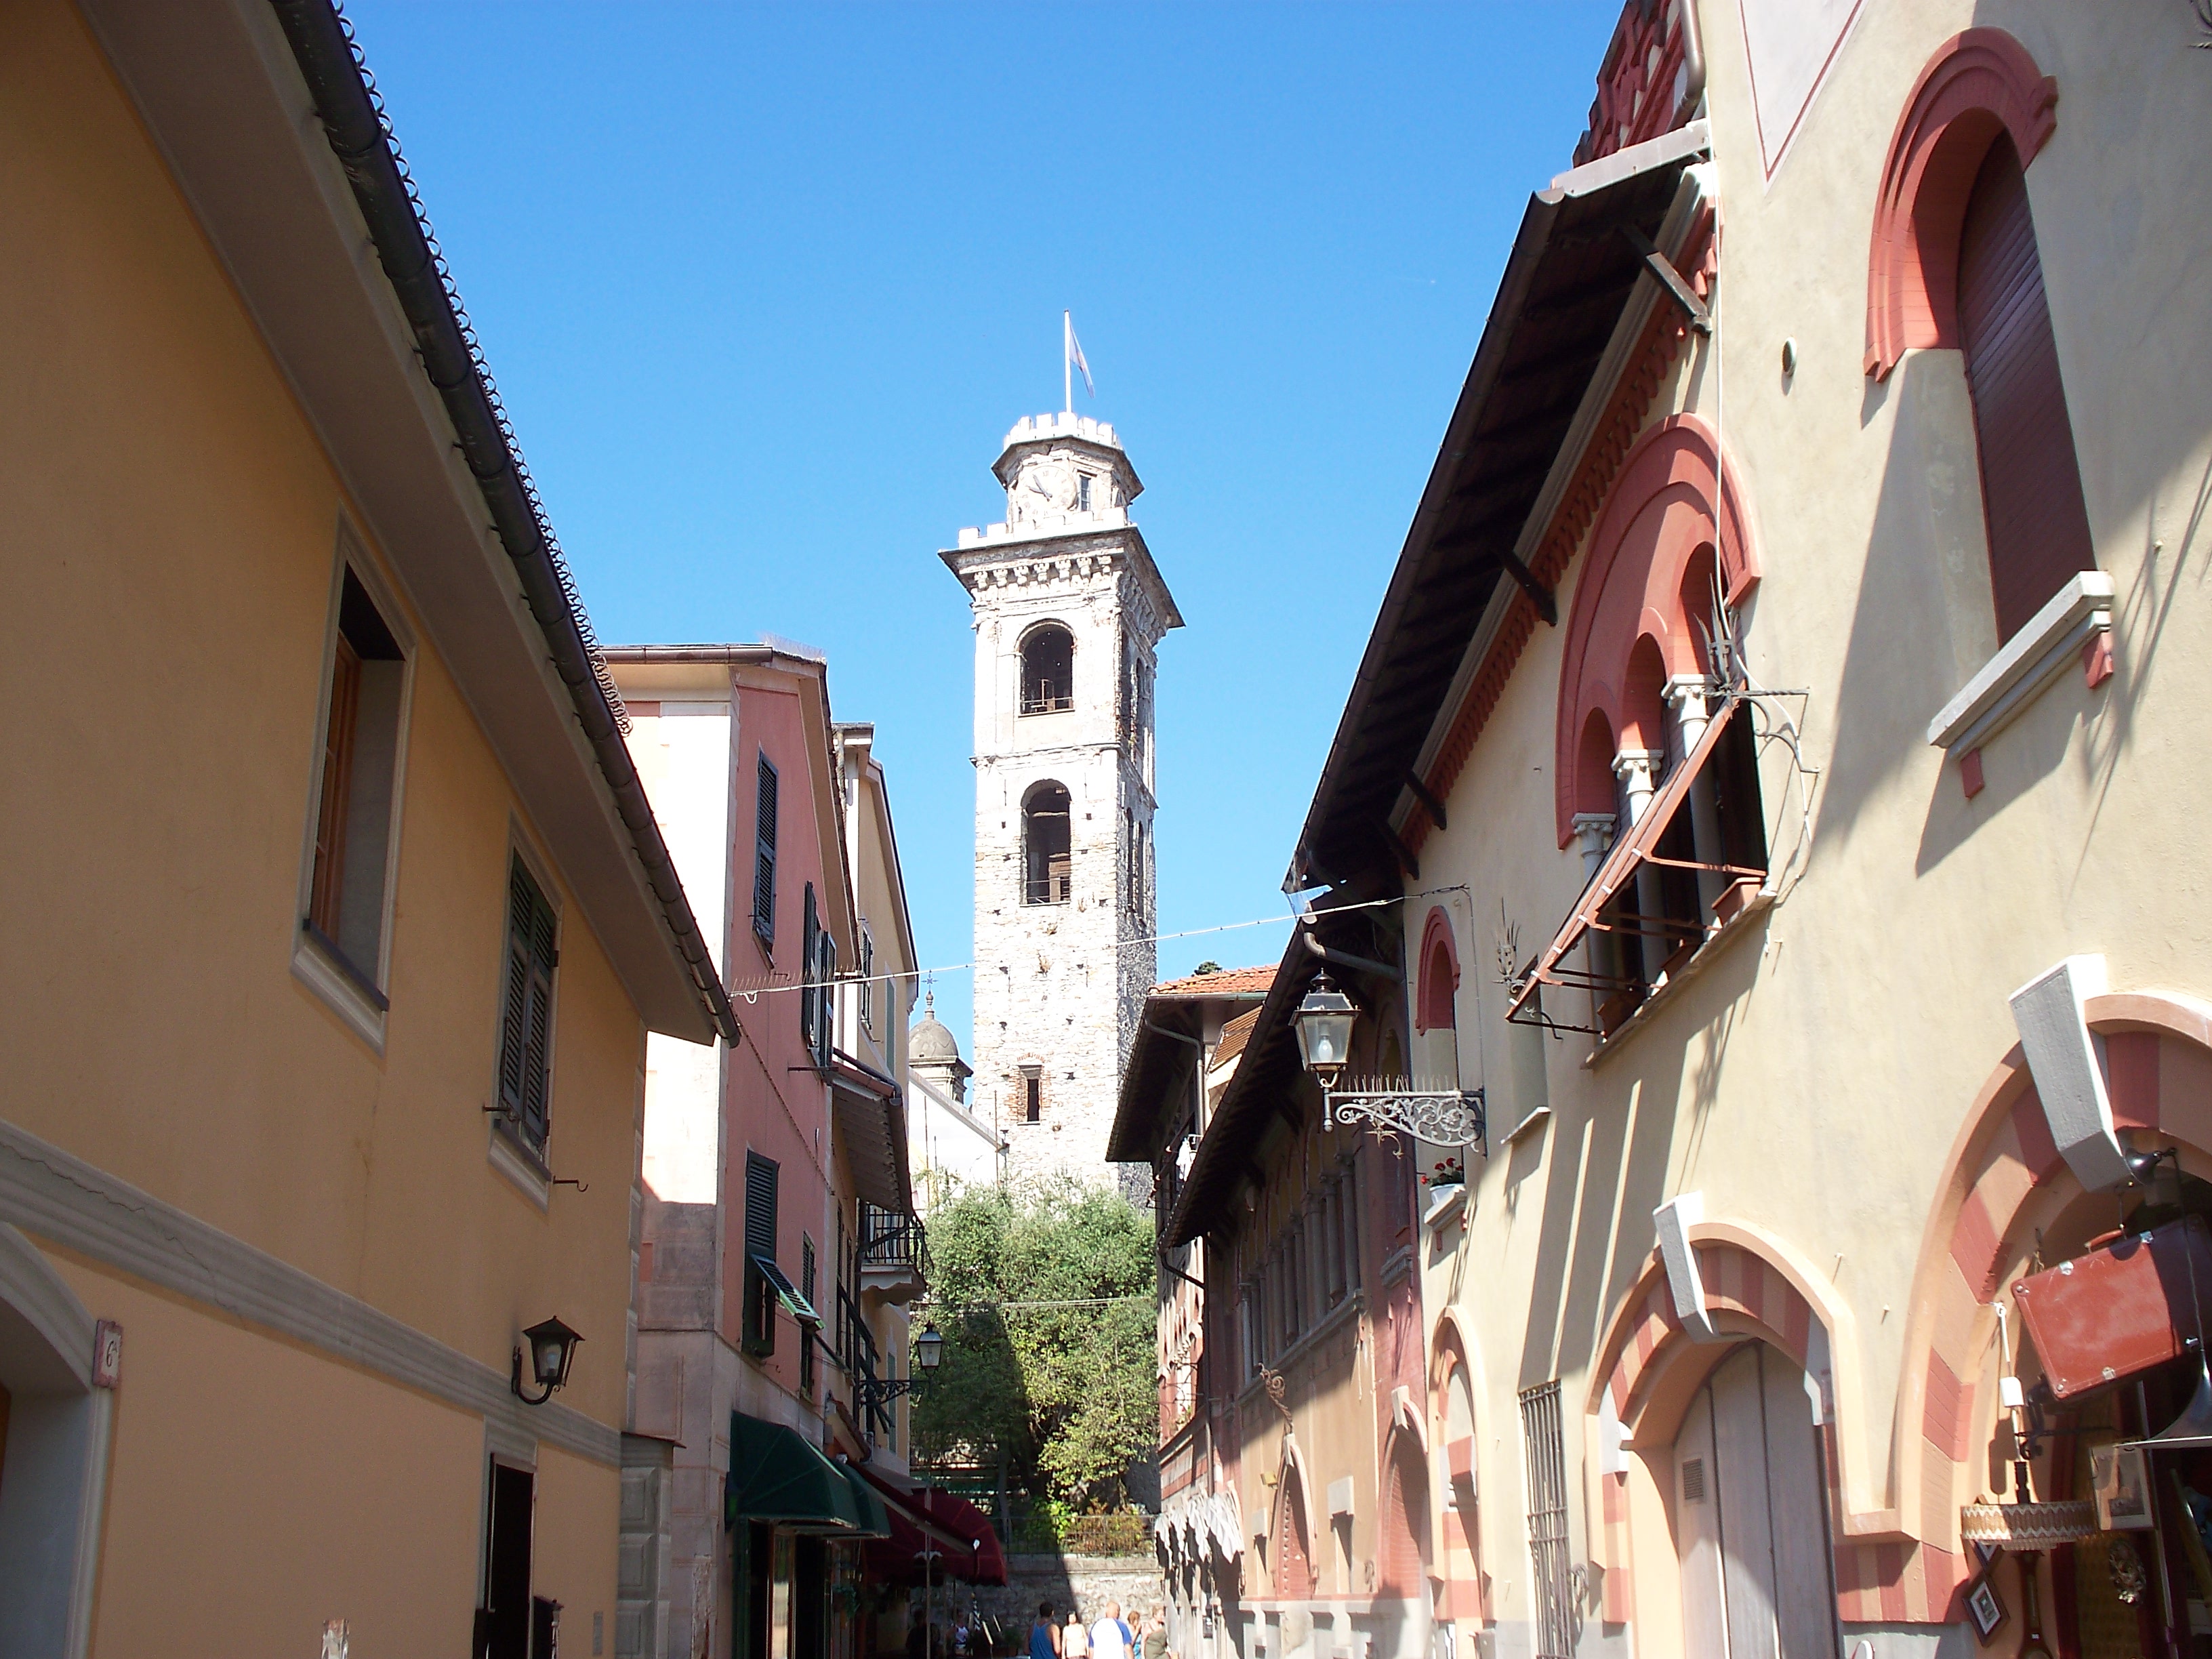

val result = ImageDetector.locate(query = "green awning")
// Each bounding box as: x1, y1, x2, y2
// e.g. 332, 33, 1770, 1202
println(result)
726, 1413, 888, 1538
836, 1459, 892, 1540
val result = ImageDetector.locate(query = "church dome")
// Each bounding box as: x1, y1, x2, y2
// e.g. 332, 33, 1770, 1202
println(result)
909, 995, 962, 1065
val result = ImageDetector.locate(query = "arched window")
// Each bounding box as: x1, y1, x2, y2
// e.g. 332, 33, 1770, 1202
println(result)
1527, 417, 1766, 1038
1377, 1434, 1432, 1597
1414, 909, 1458, 1035
1020, 623, 1073, 715
1862, 30, 2088, 641
1022, 782, 1071, 905
1957, 136, 2095, 641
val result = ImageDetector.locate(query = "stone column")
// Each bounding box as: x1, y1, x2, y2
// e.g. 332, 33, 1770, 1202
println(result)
1571, 813, 1618, 1026
1666, 675, 1727, 931
1614, 749, 1669, 987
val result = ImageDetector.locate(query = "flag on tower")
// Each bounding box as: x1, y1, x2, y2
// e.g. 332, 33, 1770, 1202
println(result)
1063, 310, 1094, 411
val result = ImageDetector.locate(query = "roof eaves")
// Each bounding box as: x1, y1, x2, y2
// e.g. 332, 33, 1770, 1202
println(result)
1286, 123, 1713, 894
266, 0, 737, 1044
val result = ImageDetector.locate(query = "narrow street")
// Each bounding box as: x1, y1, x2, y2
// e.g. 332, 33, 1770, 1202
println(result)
4, 3, 2209, 1658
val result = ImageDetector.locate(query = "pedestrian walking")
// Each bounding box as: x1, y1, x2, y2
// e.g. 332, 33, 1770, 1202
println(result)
1090, 1602, 1133, 1659
1031, 1603, 1063, 1659
1141, 1610, 1168, 1659
1065, 1610, 1090, 1659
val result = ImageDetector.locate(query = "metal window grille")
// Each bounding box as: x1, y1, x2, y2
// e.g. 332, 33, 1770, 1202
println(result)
1519, 1380, 1579, 1659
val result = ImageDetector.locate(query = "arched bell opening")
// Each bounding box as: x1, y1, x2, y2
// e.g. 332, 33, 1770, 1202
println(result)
1019, 623, 1074, 716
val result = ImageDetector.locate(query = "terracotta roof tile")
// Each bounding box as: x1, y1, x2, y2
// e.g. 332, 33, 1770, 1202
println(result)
1208, 1007, 1263, 1069
1151, 964, 1275, 998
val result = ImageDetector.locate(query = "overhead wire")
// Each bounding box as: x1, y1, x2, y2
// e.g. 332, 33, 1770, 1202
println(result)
726, 882, 1469, 1002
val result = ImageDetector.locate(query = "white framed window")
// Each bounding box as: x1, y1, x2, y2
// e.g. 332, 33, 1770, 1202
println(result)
291, 525, 415, 1050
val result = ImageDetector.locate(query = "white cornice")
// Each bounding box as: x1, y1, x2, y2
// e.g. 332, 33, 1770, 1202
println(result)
0, 1116, 619, 1467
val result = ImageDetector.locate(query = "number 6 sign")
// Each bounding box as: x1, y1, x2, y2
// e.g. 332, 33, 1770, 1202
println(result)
91, 1319, 122, 1389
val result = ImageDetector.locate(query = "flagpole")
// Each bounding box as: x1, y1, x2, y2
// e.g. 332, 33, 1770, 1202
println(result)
1063, 311, 1072, 415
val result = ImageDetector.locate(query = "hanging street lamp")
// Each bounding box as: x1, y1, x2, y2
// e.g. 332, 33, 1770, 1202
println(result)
1292, 973, 1487, 1151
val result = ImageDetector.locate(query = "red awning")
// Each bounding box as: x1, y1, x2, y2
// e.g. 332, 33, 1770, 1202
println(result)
854, 1466, 1004, 1586
909, 1489, 1009, 1586
1507, 695, 1761, 1031
863, 1504, 958, 1589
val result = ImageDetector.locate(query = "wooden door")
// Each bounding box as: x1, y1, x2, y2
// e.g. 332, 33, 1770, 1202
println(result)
1673, 1345, 1838, 1659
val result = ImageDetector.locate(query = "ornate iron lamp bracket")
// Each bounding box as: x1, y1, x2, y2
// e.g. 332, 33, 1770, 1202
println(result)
1323, 1086, 1486, 1153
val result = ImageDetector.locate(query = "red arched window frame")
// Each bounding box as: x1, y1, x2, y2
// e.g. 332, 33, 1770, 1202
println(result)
1376, 1431, 1432, 1595
1413, 906, 1459, 1034
1863, 29, 2058, 382
1553, 415, 1759, 847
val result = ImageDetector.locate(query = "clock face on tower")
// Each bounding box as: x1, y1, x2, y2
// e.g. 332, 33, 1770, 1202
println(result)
1017, 458, 1080, 518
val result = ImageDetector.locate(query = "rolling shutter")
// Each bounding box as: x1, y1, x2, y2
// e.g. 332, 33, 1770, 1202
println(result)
1958, 136, 2096, 642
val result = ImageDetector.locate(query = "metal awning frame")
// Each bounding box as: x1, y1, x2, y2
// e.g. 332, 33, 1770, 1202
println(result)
1507, 693, 1760, 1033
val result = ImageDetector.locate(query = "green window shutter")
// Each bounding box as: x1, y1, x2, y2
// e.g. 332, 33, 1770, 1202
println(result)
800, 884, 820, 1061
743, 1152, 779, 1356
799, 1235, 817, 1392
753, 756, 779, 946
500, 857, 558, 1151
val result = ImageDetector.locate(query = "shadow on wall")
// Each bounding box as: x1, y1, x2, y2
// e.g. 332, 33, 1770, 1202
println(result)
1513, 1012, 1694, 1393
2058, 450, 2212, 895
1816, 351, 2001, 865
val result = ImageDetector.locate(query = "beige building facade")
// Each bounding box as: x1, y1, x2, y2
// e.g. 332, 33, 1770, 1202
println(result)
1242, 3, 2212, 1658
1, 1, 735, 1654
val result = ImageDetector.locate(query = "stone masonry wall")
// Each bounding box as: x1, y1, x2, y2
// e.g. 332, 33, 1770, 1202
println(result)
956, 443, 1169, 1193
919, 1555, 1168, 1649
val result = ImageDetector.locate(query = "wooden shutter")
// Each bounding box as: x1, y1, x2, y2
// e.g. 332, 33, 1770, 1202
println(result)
798, 1235, 816, 1391
813, 926, 836, 1071
498, 857, 558, 1151
753, 755, 779, 945
743, 1152, 778, 1353
800, 884, 819, 1060
1957, 136, 2096, 642
308, 634, 362, 937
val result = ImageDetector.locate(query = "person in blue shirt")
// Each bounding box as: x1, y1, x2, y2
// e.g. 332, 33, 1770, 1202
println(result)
1030, 1603, 1063, 1659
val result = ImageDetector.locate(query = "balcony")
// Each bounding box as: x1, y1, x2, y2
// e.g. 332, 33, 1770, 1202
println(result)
836, 1286, 894, 1443
859, 1203, 928, 1304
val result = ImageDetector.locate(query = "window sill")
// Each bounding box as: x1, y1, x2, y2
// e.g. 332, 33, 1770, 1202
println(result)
1422, 1185, 1467, 1232
1584, 886, 1775, 1069
291, 926, 386, 1052
1925, 571, 2115, 758
487, 1121, 551, 1211
1503, 1105, 1552, 1146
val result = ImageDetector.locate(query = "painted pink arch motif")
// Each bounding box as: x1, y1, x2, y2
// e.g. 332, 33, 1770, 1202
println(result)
1553, 414, 1759, 846
1864, 28, 2058, 381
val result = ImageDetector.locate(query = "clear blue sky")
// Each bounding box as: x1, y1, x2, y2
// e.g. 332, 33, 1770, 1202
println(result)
348, 1, 1620, 1059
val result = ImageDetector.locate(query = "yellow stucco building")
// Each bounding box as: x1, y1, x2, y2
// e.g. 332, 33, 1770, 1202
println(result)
1, 0, 735, 1652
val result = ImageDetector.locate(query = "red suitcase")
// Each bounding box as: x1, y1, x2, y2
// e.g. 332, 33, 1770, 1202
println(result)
2011, 1215, 2212, 1399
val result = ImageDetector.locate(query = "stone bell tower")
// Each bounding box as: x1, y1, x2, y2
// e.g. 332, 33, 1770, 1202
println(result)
941, 413, 1181, 1191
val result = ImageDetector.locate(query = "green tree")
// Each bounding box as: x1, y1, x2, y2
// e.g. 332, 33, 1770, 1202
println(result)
912, 1180, 1156, 1507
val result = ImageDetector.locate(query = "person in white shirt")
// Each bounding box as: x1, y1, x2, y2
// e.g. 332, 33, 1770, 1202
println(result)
1091, 1603, 1133, 1659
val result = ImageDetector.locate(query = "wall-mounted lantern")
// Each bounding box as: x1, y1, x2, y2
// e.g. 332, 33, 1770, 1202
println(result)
512, 1315, 583, 1405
